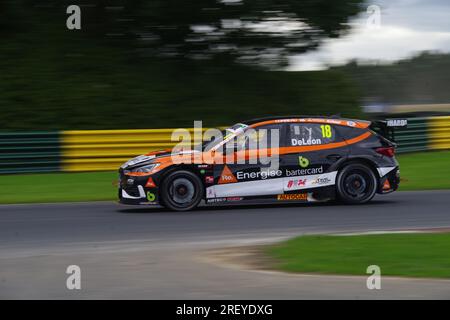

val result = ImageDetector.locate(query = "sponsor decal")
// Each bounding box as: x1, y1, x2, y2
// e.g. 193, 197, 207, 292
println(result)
207, 198, 227, 203
205, 176, 214, 184
291, 126, 323, 146
207, 197, 243, 203
277, 194, 307, 201
236, 169, 282, 180
347, 121, 356, 127
274, 119, 297, 123
298, 156, 309, 168
284, 171, 337, 191
218, 165, 237, 184
146, 192, 156, 202
286, 167, 323, 176
387, 119, 407, 127
145, 177, 156, 188
311, 177, 331, 185
287, 179, 306, 189
226, 197, 243, 202
291, 137, 322, 146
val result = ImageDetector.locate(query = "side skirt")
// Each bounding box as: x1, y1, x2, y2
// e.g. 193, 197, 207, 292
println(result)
205, 187, 335, 206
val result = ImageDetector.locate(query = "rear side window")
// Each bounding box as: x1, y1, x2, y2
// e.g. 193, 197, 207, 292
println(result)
334, 126, 367, 140
288, 123, 336, 146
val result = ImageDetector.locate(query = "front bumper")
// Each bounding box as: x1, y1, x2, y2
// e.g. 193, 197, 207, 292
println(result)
118, 170, 160, 205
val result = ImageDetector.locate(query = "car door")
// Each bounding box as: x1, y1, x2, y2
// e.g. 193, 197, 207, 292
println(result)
282, 122, 349, 192
211, 123, 287, 198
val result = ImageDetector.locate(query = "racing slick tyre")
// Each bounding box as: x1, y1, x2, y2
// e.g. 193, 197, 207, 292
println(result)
336, 163, 378, 204
160, 170, 203, 211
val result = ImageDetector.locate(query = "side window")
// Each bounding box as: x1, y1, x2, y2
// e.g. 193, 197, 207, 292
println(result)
237, 124, 285, 150
289, 123, 336, 146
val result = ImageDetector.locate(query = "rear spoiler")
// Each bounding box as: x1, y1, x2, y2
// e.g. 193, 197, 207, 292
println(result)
370, 119, 408, 143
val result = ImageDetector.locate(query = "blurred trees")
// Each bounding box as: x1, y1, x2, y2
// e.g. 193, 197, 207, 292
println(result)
55, 0, 363, 67
334, 52, 450, 105
0, 0, 364, 130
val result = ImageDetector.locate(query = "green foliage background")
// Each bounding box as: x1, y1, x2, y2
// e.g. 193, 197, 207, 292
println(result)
333, 52, 450, 105
3, 1, 449, 131
0, 0, 362, 130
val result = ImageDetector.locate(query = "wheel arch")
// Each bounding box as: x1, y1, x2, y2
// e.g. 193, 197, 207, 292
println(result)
337, 157, 381, 183
335, 157, 380, 204
157, 164, 206, 198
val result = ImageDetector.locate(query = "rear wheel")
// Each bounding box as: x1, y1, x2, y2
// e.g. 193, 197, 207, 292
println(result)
160, 170, 203, 211
336, 163, 377, 204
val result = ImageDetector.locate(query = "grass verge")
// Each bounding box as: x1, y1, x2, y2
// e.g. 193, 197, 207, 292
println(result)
0, 150, 449, 204
397, 151, 450, 190
0, 171, 117, 204
265, 233, 450, 278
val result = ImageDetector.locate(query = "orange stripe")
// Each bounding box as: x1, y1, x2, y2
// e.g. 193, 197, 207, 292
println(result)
251, 118, 370, 129
125, 131, 372, 171
215, 131, 372, 161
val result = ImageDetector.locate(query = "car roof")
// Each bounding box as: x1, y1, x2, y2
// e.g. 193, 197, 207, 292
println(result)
243, 115, 371, 129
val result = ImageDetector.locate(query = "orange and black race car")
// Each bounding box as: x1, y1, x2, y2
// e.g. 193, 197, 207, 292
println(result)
118, 116, 406, 211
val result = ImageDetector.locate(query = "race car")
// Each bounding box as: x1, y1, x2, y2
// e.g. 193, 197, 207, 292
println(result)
118, 116, 405, 211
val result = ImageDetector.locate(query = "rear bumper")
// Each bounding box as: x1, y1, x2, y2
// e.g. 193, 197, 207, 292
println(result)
377, 166, 400, 194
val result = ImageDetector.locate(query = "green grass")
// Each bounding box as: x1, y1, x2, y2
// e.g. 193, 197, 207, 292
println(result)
397, 150, 450, 190
0, 150, 448, 204
265, 233, 450, 278
0, 171, 117, 204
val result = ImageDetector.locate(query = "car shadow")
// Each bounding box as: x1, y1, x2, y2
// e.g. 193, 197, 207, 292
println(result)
117, 198, 394, 215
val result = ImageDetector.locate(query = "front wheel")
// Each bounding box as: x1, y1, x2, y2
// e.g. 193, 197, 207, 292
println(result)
160, 170, 203, 211
336, 163, 377, 204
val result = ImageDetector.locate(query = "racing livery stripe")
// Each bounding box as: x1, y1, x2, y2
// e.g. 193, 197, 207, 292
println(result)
206, 131, 373, 163
207, 171, 338, 198
124, 131, 372, 174
250, 118, 371, 129
211, 131, 372, 162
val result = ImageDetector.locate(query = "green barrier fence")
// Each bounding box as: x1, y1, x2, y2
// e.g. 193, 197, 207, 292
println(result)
0, 132, 61, 174
394, 117, 429, 153
0, 117, 449, 174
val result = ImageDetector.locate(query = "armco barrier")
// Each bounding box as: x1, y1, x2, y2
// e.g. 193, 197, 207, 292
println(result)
429, 116, 450, 150
394, 117, 429, 153
1, 117, 449, 174
61, 128, 209, 172
0, 131, 60, 174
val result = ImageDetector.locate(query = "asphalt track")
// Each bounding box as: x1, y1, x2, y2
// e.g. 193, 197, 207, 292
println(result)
1, 190, 450, 299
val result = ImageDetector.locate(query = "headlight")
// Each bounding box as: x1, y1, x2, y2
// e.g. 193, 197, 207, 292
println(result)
127, 163, 160, 175
121, 155, 155, 169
